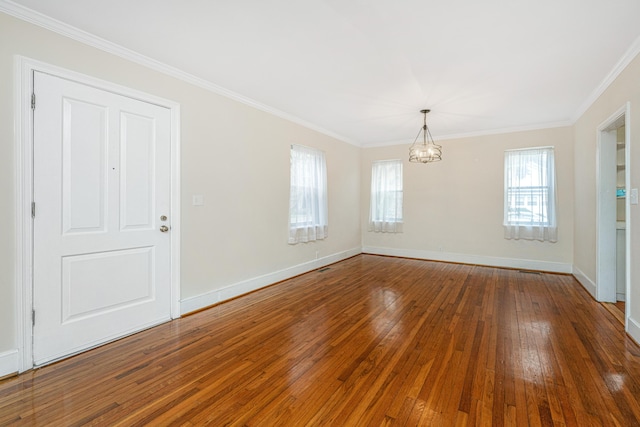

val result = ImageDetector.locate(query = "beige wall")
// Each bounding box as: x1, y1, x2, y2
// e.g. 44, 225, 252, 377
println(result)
574, 53, 640, 336
0, 13, 361, 354
361, 127, 574, 269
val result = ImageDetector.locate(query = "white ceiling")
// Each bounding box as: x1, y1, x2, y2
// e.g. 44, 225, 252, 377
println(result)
5, 0, 640, 146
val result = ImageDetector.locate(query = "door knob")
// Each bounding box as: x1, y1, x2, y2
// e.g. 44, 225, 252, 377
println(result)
160, 225, 169, 232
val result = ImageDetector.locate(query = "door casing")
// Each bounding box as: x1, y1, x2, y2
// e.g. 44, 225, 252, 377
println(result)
14, 56, 182, 372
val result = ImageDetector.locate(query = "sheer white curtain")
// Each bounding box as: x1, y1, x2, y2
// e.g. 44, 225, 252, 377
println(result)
288, 145, 328, 244
503, 147, 557, 242
369, 159, 403, 233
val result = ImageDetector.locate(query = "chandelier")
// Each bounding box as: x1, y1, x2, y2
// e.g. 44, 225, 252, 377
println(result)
409, 109, 442, 163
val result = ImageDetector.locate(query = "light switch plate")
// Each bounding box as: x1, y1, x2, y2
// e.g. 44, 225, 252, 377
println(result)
630, 188, 638, 205
192, 195, 204, 206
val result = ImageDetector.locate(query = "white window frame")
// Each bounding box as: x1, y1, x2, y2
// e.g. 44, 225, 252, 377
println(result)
503, 146, 557, 242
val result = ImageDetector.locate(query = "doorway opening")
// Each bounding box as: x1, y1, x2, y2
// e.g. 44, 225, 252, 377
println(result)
596, 103, 630, 328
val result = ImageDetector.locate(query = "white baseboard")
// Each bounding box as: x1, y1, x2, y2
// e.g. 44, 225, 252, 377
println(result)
572, 266, 597, 298
616, 293, 626, 302
361, 246, 573, 274
627, 316, 640, 346
180, 247, 362, 315
0, 349, 19, 378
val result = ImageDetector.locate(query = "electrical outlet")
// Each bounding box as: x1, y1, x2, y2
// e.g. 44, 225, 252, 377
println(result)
192, 195, 204, 206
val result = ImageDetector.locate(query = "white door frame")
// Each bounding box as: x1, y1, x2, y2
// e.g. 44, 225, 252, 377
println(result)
596, 103, 631, 326
14, 56, 181, 372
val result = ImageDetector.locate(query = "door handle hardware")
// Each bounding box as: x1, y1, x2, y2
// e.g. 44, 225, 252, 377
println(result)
160, 225, 169, 232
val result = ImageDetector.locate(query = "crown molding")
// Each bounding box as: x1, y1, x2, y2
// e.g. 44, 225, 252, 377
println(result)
433, 120, 574, 142
2, 0, 639, 147
0, 1, 359, 147
571, 34, 640, 122
364, 120, 573, 148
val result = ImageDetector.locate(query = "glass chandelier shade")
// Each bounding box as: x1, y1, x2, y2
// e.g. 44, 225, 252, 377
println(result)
409, 109, 442, 163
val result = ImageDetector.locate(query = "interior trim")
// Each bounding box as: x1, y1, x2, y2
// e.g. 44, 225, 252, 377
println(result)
627, 316, 640, 346
0, 350, 18, 379
2, 1, 638, 145
573, 265, 597, 298
180, 247, 362, 315
0, 0, 357, 147
572, 35, 640, 122
362, 246, 573, 274
367, 120, 574, 147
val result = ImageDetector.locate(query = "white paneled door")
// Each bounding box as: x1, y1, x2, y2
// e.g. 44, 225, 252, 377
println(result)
32, 71, 172, 366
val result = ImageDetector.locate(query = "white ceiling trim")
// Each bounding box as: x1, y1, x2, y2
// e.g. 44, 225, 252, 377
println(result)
434, 120, 574, 142
0, 0, 359, 146
571, 34, 640, 122
1, 0, 638, 146
366, 120, 574, 148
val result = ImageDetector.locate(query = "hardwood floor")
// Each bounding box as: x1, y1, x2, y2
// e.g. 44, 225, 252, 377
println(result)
1, 254, 640, 426
603, 302, 626, 326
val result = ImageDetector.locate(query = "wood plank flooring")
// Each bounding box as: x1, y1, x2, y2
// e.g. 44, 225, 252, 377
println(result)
1, 254, 640, 426
603, 302, 626, 326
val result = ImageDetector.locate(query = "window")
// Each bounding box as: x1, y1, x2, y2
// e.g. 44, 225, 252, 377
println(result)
369, 159, 403, 233
288, 145, 328, 244
504, 147, 557, 242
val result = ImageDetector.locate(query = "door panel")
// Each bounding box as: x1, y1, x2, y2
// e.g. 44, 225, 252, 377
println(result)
62, 97, 108, 234
33, 71, 172, 366
61, 247, 155, 322
120, 111, 155, 230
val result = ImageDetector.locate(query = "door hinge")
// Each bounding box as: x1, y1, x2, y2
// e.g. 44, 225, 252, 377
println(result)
32, 309, 35, 325
31, 202, 36, 218
31, 93, 36, 110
